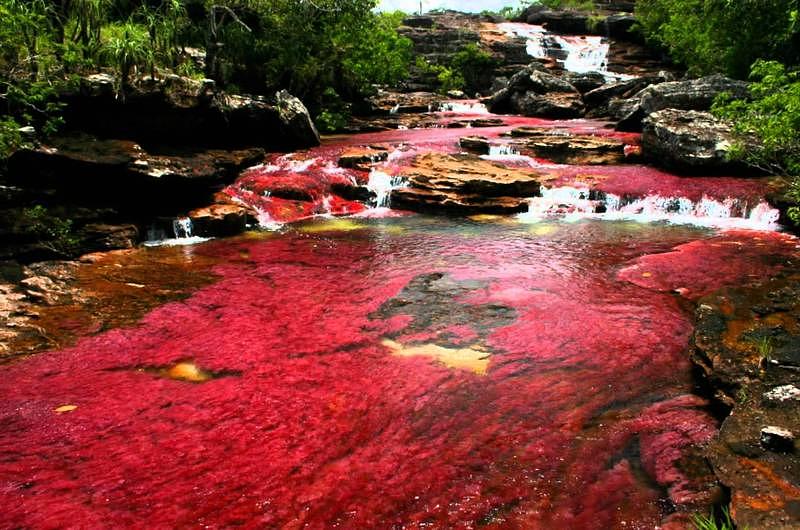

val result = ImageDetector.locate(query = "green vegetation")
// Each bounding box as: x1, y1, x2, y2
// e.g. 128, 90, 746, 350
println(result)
20, 205, 80, 256
538, 0, 596, 11
415, 43, 496, 95
635, 0, 800, 78
636, 2, 800, 223
713, 60, 800, 222
0, 0, 415, 150
692, 506, 735, 530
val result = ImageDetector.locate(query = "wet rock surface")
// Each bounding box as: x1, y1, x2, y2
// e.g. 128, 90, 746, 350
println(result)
392, 152, 541, 213
694, 275, 800, 530
642, 110, 737, 173
0, 247, 221, 360
506, 126, 635, 165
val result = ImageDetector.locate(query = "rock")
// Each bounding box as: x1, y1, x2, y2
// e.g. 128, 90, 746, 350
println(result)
338, 147, 389, 171
603, 14, 638, 40
403, 15, 435, 28
510, 91, 585, 119
490, 66, 584, 118
563, 72, 607, 94
7, 134, 265, 217
507, 127, 632, 165
60, 75, 319, 150
447, 90, 467, 99
641, 75, 749, 115
615, 75, 750, 131
764, 385, 800, 403
274, 90, 320, 148
391, 152, 541, 214
524, 8, 589, 34
694, 275, 800, 530
641, 110, 737, 173
80, 224, 138, 252
188, 203, 253, 237
365, 90, 443, 115
459, 136, 491, 154
584, 75, 666, 111
508, 68, 577, 94
760, 426, 796, 453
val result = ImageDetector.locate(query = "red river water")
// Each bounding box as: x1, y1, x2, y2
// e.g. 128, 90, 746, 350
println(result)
1, 108, 798, 529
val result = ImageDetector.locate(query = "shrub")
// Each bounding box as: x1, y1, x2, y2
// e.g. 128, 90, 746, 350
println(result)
713, 60, 800, 222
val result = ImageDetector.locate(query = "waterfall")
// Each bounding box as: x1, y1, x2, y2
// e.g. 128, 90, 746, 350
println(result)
518, 186, 781, 230
498, 23, 629, 79
172, 217, 194, 239
367, 170, 408, 208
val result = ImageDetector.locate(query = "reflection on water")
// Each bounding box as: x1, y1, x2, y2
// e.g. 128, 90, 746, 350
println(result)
2, 215, 797, 528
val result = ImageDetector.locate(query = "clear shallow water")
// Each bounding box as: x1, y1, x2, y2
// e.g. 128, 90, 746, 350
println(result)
1, 215, 798, 528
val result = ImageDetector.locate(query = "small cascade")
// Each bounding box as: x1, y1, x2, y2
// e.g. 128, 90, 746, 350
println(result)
173, 217, 193, 238
436, 101, 490, 114
367, 170, 408, 208
519, 186, 781, 230
144, 217, 211, 247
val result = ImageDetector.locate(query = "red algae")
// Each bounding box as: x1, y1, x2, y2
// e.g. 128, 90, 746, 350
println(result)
618, 230, 800, 300
0, 218, 777, 528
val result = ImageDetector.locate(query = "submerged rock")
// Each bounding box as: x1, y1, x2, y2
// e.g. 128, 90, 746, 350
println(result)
391, 152, 541, 213
641, 110, 737, 173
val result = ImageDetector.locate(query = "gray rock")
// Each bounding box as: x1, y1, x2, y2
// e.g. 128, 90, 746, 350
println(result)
641, 109, 736, 172
617, 75, 750, 131
275, 90, 320, 148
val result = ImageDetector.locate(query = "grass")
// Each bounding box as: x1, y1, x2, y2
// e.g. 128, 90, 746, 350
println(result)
692, 507, 736, 530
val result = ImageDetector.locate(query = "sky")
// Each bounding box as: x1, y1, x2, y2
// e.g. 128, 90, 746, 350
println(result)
377, 0, 527, 14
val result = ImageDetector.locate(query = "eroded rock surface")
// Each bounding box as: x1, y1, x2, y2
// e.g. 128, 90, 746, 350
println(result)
392, 152, 541, 213
694, 276, 800, 530
642, 110, 737, 173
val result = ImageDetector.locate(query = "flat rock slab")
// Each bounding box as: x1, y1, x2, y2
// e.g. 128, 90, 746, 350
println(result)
507, 127, 634, 164
392, 152, 541, 214
694, 274, 800, 529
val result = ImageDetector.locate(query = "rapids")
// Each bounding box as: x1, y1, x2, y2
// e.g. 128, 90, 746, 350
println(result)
2, 18, 799, 530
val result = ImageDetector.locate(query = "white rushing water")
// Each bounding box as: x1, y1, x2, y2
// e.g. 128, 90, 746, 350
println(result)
144, 217, 211, 247
498, 23, 631, 79
518, 186, 782, 230
367, 170, 409, 209
437, 101, 490, 114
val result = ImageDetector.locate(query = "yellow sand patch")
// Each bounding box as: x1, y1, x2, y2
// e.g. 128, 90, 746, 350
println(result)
166, 362, 212, 382
469, 214, 504, 222
54, 405, 77, 413
298, 219, 365, 233
382, 339, 490, 375
642, 272, 652, 278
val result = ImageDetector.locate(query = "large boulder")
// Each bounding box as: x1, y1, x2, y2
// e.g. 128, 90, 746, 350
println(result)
584, 74, 668, 112
7, 134, 265, 216
641, 109, 738, 173
615, 75, 750, 131
60, 75, 319, 150
489, 67, 584, 119
391, 153, 541, 213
